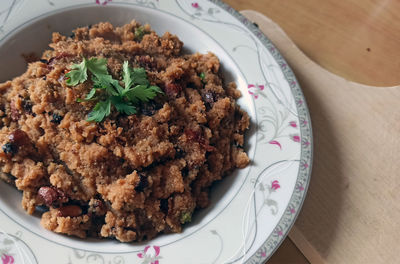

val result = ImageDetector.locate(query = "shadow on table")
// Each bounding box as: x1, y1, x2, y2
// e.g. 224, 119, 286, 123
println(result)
293, 71, 346, 260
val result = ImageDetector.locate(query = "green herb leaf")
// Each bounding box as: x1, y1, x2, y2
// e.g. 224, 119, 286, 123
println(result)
131, 68, 150, 86
110, 96, 137, 115
85, 88, 97, 100
92, 74, 121, 96
76, 88, 97, 102
67, 57, 163, 122
65, 58, 88, 86
125, 84, 162, 104
87, 99, 111, 122
122, 61, 133, 91
86, 57, 108, 76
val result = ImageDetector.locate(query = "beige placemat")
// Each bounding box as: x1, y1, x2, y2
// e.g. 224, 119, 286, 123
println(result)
241, 10, 400, 264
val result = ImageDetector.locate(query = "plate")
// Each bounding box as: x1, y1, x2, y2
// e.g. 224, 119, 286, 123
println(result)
0, 1, 312, 263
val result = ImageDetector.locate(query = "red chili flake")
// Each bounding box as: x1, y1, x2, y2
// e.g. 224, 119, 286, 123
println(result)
205, 144, 216, 152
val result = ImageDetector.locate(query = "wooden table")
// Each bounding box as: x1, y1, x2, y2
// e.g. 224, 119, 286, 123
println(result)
225, 0, 400, 263
226, 0, 400, 87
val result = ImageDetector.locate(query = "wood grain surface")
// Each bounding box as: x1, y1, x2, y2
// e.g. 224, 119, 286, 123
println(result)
268, 239, 308, 264
228, 0, 400, 87
241, 9, 400, 264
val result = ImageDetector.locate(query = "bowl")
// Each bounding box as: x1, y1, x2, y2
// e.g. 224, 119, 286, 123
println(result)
0, 1, 312, 263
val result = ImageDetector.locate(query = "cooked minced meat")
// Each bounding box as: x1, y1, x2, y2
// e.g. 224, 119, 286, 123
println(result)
0, 21, 249, 242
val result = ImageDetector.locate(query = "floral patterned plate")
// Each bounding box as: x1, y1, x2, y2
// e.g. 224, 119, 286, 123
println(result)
0, 0, 312, 263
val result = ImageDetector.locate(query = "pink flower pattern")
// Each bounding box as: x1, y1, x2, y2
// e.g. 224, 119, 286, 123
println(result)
95, 0, 112, 5
271, 180, 280, 191
137, 245, 161, 264
279, 62, 287, 70
191, 2, 199, 8
289, 121, 297, 128
247, 84, 265, 99
290, 134, 300, 143
297, 185, 305, 191
269, 140, 282, 150
297, 99, 303, 106
1, 254, 14, 264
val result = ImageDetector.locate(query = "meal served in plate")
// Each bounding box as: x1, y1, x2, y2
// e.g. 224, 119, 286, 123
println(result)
0, 21, 249, 242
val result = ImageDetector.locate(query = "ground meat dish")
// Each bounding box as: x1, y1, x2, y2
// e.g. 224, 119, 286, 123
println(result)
0, 21, 249, 242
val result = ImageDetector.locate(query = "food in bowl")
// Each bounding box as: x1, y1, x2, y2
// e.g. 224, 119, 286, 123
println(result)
0, 21, 249, 242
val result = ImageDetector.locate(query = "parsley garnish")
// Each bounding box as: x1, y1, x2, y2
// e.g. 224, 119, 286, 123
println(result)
66, 57, 163, 122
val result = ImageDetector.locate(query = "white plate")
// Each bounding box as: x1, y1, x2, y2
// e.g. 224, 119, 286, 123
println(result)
0, 1, 312, 263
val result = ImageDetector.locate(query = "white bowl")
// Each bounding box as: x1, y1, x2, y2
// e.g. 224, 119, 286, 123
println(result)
0, 1, 312, 264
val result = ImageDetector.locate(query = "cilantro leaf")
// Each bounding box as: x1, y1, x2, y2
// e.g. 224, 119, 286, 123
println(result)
125, 84, 162, 104
67, 57, 163, 122
122, 64, 151, 94
131, 68, 150, 86
85, 88, 97, 100
65, 58, 88, 86
76, 88, 97, 102
110, 96, 137, 115
122, 61, 133, 91
110, 78, 124, 95
87, 99, 111, 122
92, 74, 121, 96
86, 57, 108, 75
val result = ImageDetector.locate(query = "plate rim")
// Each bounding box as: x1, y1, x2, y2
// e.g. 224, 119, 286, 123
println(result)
0, 0, 313, 263
208, 1, 313, 262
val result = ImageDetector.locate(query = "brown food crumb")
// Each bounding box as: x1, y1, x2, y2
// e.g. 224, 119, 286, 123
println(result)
0, 20, 250, 242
